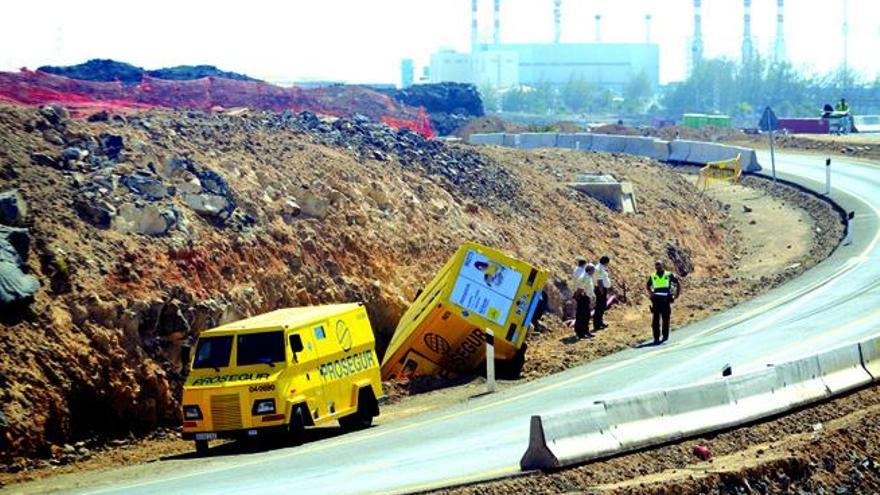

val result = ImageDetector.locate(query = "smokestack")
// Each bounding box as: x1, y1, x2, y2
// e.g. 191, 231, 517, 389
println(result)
471, 0, 479, 52
595, 14, 601, 43
691, 0, 703, 70
554, 0, 562, 44
843, 0, 849, 90
774, 0, 786, 63
645, 14, 652, 43
493, 0, 501, 45
742, 0, 754, 62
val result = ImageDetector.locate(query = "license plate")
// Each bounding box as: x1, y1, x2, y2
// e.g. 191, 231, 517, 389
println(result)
195, 432, 218, 441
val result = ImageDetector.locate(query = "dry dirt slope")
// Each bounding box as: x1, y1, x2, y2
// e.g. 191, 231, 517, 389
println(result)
0, 105, 734, 463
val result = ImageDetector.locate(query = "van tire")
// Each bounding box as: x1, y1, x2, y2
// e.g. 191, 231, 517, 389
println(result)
194, 440, 209, 455
339, 389, 377, 431
286, 406, 307, 445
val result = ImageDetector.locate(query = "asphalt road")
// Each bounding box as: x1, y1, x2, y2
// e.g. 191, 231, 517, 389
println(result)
16, 152, 880, 495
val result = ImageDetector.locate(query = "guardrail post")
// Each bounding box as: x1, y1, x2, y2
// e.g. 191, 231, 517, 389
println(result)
825, 158, 832, 195
486, 329, 496, 393
768, 128, 777, 183
844, 211, 855, 246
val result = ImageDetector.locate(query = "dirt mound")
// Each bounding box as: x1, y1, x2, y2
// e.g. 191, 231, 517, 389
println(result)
453, 116, 527, 140
0, 103, 734, 463
0, 71, 429, 134
37, 59, 259, 85
380, 83, 484, 137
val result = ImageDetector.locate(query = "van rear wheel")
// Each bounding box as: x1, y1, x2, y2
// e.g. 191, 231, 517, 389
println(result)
339, 389, 377, 431
194, 440, 209, 455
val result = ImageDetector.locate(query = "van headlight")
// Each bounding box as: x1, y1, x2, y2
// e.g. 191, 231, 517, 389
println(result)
252, 399, 276, 415
183, 405, 203, 420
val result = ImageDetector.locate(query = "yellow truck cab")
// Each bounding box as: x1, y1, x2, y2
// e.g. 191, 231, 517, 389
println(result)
181, 303, 383, 453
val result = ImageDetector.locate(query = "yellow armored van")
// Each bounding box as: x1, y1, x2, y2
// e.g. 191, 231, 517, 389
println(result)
181, 303, 383, 453
381, 242, 548, 381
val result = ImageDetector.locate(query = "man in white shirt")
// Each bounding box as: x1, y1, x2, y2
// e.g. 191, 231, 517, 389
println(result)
593, 255, 612, 330
572, 257, 595, 339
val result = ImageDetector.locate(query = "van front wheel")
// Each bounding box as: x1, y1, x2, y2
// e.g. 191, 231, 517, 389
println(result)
339, 389, 377, 431
194, 440, 209, 455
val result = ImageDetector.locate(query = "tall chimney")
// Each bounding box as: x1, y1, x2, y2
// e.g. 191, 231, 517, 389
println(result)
493, 0, 501, 45
773, 0, 786, 63
843, 0, 849, 90
471, 0, 479, 52
645, 14, 652, 43
742, 0, 754, 62
554, 0, 562, 44
595, 14, 601, 43
691, 0, 703, 70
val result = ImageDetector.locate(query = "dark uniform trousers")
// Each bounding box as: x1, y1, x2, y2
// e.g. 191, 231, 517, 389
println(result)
574, 291, 591, 338
651, 295, 671, 342
593, 286, 607, 328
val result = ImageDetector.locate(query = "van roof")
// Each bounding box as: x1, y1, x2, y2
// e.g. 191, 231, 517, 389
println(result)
202, 303, 362, 335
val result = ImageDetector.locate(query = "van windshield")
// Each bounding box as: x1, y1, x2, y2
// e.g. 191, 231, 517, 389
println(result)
193, 336, 233, 369
237, 331, 286, 367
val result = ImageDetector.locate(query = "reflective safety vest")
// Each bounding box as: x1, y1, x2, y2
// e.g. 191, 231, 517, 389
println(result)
651, 272, 672, 296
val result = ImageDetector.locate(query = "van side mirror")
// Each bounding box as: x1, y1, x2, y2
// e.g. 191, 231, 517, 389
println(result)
180, 344, 192, 375
289, 334, 304, 362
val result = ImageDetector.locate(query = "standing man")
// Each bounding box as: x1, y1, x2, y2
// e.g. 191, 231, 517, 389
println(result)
572, 257, 595, 339
645, 260, 681, 345
593, 256, 612, 330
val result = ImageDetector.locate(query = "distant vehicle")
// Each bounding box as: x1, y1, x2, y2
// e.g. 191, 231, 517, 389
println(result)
381, 242, 549, 381
181, 304, 383, 454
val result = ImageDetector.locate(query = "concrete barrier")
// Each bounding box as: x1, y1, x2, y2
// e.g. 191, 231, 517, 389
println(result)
602, 391, 675, 449
467, 133, 504, 146
705, 145, 762, 172
557, 133, 593, 150
590, 134, 628, 153
773, 355, 830, 406
853, 115, 880, 133
859, 336, 880, 380
664, 381, 737, 436
519, 404, 620, 470
520, 340, 877, 473
518, 133, 559, 149
724, 367, 789, 422
502, 133, 520, 148
685, 141, 720, 164
817, 344, 873, 394
622, 136, 661, 159
668, 140, 692, 162
653, 140, 671, 161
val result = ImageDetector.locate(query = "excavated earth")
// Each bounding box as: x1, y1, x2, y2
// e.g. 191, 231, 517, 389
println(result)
0, 105, 844, 487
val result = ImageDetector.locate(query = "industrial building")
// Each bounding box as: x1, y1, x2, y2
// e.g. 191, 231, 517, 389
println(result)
425, 0, 659, 91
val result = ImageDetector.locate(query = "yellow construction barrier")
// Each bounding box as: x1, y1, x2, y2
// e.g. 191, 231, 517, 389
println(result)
697, 154, 742, 191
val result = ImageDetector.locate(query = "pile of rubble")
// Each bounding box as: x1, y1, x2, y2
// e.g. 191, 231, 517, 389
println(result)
381, 83, 484, 136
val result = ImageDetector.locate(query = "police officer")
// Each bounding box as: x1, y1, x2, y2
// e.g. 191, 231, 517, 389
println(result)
645, 260, 681, 345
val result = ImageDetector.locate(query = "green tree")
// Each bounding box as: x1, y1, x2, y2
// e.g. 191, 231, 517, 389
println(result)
623, 71, 654, 113
479, 84, 500, 113
561, 77, 596, 113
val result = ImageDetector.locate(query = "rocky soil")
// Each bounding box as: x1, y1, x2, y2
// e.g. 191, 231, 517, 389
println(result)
0, 104, 743, 469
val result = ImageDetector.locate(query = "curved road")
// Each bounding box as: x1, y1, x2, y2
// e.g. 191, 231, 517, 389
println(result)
18, 152, 880, 495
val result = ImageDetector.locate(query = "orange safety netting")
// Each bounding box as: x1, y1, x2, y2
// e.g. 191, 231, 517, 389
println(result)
0, 69, 432, 136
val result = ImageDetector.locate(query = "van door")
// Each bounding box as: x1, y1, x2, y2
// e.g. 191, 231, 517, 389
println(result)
311, 320, 350, 417
287, 329, 326, 422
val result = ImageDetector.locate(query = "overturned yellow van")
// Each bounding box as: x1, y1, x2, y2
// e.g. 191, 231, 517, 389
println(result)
181, 303, 383, 453
381, 242, 548, 381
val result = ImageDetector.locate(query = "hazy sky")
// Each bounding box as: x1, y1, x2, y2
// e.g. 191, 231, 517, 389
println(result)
2, 0, 878, 85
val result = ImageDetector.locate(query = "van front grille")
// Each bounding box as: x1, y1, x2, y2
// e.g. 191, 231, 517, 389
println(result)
210, 394, 242, 431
